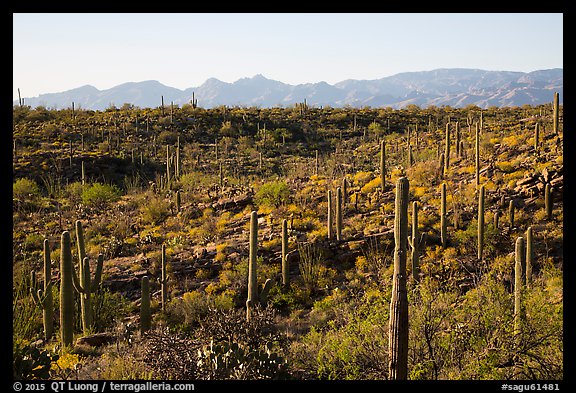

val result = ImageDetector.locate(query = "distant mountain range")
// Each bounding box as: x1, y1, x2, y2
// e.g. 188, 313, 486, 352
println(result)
14, 68, 563, 110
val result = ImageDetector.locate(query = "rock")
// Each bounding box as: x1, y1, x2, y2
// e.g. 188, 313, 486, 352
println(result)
76, 333, 115, 347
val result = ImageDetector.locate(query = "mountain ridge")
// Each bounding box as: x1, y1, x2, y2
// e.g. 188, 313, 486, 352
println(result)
14, 68, 563, 110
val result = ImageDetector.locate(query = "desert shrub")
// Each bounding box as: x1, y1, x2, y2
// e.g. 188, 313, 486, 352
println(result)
13, 177, 41, 200
140, 195, 170, 225
92, 288, 132, 332
81, 182, 121, 209
13, 177, 42, 212
288, 285, 390, 379
255, 180, 291, 208
13, 268, 44, 342
165, 291, 234, 333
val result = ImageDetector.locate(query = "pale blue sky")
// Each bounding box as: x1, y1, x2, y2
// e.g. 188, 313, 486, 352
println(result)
13, 13, 563, 100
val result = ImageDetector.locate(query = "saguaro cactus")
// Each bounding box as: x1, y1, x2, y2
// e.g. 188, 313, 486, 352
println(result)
140, 276, 151, 335
74, 221, 103, 333
534, 123, 540, 151
478, 185, 485, 261
441, 183, 447, 248
525, 227, 533, 288
282, 219, 289, 287
380, 140, 386, 190
336, 187, 343, 241
388, 176, 409, 380
30, 239, 54, 340
60, 231, 75, 347
553, 92, 559, 135
439, 153, 445, 179
408, 201, 423, 282
247, 211, 259, 320
327, 190, 334, 239
514, 236, 526, 337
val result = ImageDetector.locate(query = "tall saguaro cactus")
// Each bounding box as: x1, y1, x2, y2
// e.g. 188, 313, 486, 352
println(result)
553, 92, 559, 135
408, 201, 423, 282
60, 231, 75, 347
30, 239, 54, 341
247, 211, 259, 320
336, 187, 343, 241
525, 227, 533, 288
441, 183, 447, 248
388, 176, 409, 380
140, 276, 151, 335
477, 185, 485, 261
327, 190, 334, 239
74, 220, 103, 333
534, 123, 540, 151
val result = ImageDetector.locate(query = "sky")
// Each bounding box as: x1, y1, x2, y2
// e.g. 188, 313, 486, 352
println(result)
13, 13, 563, 101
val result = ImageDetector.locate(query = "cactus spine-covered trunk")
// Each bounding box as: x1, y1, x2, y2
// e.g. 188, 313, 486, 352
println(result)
282, 219, 289, 287
553, 92, 559, 135
514, 236, 525, 337
534, 123, 540, 151
545, 183, 553, 220
388, 176, 409, 380
60, 231, 75, 347
140, 276, 151, 334
342, 177, 348, 206
380, 140, 386, 190
441, 183, 447, 248
444, 123, 450, 172
336, 187, 342, 241
409, 201, 420, 282
327, 190, 334, 239
161, 244, 167, 311
478, 185, 485, 261
247, 211, 258, 320
525, 227, 533, 289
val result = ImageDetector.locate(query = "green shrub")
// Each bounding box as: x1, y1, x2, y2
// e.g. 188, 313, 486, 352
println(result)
13, 177, 41, 200
140, 196, 171, 225
255, 180, 291, 208
81, 182, 121, 209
